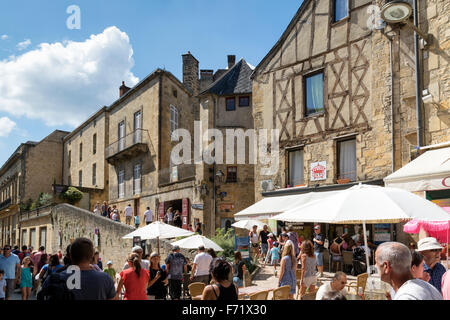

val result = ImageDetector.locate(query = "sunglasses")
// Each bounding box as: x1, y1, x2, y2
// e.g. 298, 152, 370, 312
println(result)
430, 249, 441, 253
3, 248, 11, 251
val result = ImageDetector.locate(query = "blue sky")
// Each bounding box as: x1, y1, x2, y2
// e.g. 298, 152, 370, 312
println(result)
0, 0, 303, 167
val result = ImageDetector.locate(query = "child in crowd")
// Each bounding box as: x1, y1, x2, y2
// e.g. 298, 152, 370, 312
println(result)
270, 242, 281, 276
0, 270, 6, 300
20, 256, 34, 300
134, 215, 140, 229
104, 261, 117, 284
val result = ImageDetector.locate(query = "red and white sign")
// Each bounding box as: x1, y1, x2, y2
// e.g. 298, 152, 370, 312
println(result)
310, 161, 327, 181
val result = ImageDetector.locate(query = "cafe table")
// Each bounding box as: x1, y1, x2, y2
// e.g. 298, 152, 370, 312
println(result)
238, 286, 278, 300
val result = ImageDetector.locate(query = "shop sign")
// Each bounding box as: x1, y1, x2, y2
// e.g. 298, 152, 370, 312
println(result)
219, 203, 234, 212
310, 161, 327, 181
235, 236, 250, 260
192, 203, 204, 210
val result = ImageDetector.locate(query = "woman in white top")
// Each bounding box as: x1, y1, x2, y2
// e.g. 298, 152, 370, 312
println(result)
249, 225, 259, 260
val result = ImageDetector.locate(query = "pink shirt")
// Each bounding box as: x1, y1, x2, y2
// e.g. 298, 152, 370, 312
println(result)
442, 271, 450, 300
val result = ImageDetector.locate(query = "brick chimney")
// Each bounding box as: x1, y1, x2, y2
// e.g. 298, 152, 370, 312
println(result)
119, 81, 130, 97
182, 51, 199, 96
228, 55, 236, 69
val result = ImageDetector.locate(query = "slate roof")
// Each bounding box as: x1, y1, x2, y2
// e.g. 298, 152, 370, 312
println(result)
199, 58, 254, 96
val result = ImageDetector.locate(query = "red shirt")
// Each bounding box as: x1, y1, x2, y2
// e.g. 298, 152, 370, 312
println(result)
120, 268, 149, 300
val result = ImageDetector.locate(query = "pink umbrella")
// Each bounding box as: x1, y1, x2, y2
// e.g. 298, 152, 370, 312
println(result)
403, 207, 450, 243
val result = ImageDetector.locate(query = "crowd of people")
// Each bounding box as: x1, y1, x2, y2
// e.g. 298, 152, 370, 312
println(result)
246, 223, 450, 300
93, 202, 154, 228
0, 238, 247, 301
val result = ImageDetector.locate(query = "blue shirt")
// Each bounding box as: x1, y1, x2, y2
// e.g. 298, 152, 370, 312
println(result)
270, 247, 280, 260
424, 262, 446, 293
0, 254, 20, 279
41, 264, 64, 275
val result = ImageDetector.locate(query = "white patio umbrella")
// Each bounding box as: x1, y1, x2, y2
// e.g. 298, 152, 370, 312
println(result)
171, 235, 224, 251
273, 184, 450, 272
231, 219, 266, 231
122, 221, 194, 255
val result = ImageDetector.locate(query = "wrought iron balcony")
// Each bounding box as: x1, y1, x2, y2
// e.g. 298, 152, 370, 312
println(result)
0, 198, 11, 211
158, 164, 196, 186
106, 129, 149, 165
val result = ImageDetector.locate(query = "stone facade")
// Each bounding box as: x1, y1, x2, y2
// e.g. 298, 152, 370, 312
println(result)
106, 66, 198, 233
0, 130, 68, 247
251, 0, 449, 243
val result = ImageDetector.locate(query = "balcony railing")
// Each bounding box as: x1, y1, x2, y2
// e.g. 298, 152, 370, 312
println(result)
106, 129, 149, 164
158, 164, 196, 186
0, 198, 11, 211
19, 205, 53, 222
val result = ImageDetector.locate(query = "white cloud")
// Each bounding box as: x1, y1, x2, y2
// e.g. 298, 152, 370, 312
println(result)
1, 35, 8, 40
16, 39, 31, 51
0, 26, 139, 127
0, 117, 16, 137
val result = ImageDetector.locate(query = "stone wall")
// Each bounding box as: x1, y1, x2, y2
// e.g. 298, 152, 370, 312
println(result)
51, 203, 134, 267
25, 130, 68, 202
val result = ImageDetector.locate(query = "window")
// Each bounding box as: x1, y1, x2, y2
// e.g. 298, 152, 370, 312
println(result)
68, 150, 71, 168
79, 143, 83, 162
288, 149, 304, 187
92, 163, 97, 186
226, 97, 236, 111
118, 170, 125, 198
305, 71, 324, 116
68, 175, 72, 186
134, 111, 142, 144
239, 96, 250, 107
133, 164, 142, 195
337, 138, 356, 182
93, 134, 97, 155
79, 170, 83, 187
170, 105, 178, 136
30, 228, 36, 248
226, 166, 237, 183
21, 230, 27, 247
333, 0, 348, 22
39, 227, 47, 248
118, 121, 125, 151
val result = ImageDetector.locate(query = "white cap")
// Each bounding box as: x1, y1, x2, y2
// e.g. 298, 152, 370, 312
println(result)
417, 237, 443, 252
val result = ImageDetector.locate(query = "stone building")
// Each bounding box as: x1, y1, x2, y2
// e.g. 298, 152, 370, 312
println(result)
198, 57, 256, 235
0, 130, 69, 247
250, 0, 449, 242
62, 106, 110, 210
105, 55, 198, 233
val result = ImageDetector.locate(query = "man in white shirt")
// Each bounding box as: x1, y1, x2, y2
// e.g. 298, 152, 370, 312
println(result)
316, 271, 347, 300
124, 204, 133, 225
375, 242, 442, 300
190, 246, 212, 285
144, 207, 153, 225
122, 246, 149, 271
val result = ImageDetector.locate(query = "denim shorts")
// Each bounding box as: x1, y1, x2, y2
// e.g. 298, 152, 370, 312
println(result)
261, 243, 268, 254
314, 251, 324, 266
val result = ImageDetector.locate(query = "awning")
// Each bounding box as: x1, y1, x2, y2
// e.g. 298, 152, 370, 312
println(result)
384, 146, 450, 192
234, 190, 340, 221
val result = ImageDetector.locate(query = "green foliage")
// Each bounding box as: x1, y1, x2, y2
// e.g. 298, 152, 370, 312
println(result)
212, 228, 235, 260
38, 192, 53, 207
30, 201, 37, 211
62, 187, 83, 204
19, 199, 33, 211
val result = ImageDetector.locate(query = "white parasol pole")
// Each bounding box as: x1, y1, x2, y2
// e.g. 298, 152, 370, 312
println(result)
157, 236, 160, 256
363, 221, 371, 275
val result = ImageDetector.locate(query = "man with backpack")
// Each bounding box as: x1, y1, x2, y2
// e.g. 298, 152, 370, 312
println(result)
38, 238, 116, 300
165, 245, 187, 300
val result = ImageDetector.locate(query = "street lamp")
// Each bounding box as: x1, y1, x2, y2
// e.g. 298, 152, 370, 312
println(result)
380, 1, 432, 47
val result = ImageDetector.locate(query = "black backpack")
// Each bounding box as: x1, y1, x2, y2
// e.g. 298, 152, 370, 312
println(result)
37, 272, 75, 300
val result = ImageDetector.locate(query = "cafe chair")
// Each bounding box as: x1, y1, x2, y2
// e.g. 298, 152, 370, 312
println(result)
343, 251, 353, 273
188, 282, 206, 300
301, 289, 318, 300
249, 290, 269, 300
346, 273, 368, 295
272, 285, 291, 300
295, 269, 303, 300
